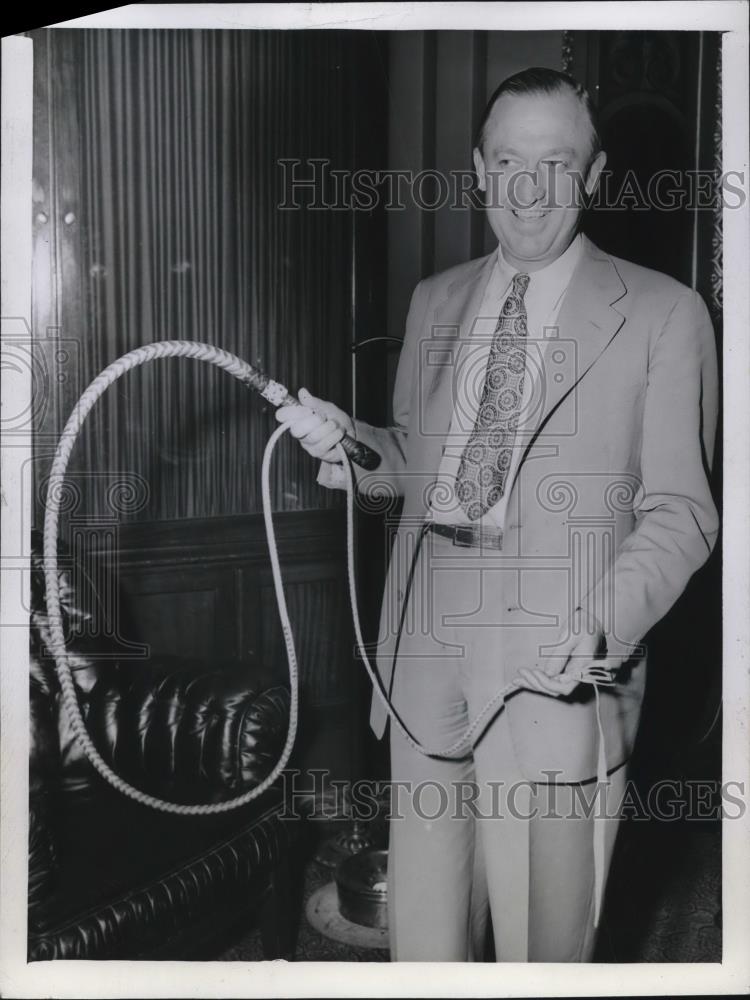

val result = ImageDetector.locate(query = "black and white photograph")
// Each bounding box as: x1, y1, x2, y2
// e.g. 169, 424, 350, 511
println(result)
1, 3, 748, 997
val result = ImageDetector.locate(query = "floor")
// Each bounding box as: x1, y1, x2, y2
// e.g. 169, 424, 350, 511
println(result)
216, 816, 721, 963
594, 817, 722, 962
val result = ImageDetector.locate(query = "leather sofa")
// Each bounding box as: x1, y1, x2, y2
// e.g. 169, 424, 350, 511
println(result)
28, 529, 301, 960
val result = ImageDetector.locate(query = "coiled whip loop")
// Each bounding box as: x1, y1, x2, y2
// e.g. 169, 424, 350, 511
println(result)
43, 342, 300, 815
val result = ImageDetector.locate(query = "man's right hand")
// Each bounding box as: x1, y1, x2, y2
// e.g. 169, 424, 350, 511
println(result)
275, 388, 355, 463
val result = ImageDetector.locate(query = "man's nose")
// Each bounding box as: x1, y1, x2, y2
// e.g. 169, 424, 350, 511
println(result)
510, 169, 544, 209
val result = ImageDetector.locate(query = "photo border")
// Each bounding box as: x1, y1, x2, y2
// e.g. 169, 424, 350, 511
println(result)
2, 3, 748, 996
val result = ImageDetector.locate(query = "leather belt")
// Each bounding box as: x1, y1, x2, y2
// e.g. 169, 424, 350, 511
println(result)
428, 521, 504, 550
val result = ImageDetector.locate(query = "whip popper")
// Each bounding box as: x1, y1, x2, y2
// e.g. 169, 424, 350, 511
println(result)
43, 336, 615, 927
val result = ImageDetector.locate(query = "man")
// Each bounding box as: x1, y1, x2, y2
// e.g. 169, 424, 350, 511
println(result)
277, 68, 719, 961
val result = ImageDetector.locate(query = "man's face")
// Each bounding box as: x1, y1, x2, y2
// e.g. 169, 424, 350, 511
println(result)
473, 89, 606, 271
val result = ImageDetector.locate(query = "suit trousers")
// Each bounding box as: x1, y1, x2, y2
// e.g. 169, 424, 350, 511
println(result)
384, 530, 627, 962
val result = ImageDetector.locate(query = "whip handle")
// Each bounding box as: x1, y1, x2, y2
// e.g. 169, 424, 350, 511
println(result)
279, 391, 381, 471
338, 432, 381, 470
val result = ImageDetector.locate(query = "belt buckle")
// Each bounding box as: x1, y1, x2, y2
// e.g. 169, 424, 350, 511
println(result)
454, 526, 474, 548
478, 527, 503, 550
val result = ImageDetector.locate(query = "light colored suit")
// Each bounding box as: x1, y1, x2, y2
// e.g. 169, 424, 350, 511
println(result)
321, 234, 719, 959
337, 234, 719, 783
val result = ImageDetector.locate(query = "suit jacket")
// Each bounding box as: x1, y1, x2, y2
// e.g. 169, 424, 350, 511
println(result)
327, 235, 719, 783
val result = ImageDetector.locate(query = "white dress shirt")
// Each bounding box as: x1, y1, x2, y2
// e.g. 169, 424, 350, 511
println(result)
429, 234, 584, 529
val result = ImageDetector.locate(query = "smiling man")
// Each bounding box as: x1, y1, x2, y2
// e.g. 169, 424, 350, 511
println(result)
277, 68, 719, 962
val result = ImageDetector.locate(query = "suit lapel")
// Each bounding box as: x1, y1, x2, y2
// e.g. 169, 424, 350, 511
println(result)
505, 237, 628, 497
417, 253, 495, 479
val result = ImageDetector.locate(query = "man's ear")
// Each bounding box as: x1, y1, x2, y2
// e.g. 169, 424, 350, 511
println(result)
584, 150, 607, 197
473, 147, 487, 193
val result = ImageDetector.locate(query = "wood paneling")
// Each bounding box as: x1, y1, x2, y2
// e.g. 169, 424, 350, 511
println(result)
30, 29, 87, 477
258, 575, 351, 707
123, 579, 227, 664
30, 29, 389, 526
433, 32, 482, 274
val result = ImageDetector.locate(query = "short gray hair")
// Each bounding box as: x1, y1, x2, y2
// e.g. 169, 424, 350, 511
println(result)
475, 66, 602, 161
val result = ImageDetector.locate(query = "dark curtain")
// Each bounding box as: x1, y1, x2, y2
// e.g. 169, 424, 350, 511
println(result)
59, 29, 360, 520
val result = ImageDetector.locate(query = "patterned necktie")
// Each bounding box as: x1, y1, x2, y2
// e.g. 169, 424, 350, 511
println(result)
455, 271, 531, 521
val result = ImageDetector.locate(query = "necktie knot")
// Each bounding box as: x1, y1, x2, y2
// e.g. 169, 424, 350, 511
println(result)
513, 272, 530, 296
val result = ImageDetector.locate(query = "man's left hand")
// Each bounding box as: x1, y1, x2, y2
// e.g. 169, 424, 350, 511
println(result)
515, 609, 621, 697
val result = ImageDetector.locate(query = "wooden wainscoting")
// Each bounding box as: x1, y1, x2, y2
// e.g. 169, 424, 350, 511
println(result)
83, 509, 367, 781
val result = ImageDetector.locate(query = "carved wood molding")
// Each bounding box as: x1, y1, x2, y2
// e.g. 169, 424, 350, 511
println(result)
710, 42, 723, 323
84, 509, 348, 569
562, 30, 574, 74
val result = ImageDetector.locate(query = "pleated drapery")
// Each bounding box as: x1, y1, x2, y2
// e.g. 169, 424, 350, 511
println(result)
64, 29, 356, 520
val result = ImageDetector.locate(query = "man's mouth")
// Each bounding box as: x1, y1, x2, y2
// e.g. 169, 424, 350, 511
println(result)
511, 208, 549, 223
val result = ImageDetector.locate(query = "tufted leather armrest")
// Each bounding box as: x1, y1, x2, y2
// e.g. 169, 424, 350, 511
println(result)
59, 659, 291, 803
